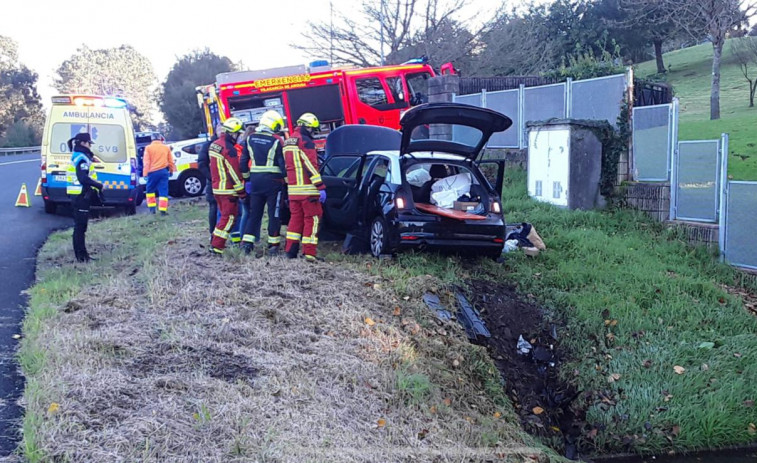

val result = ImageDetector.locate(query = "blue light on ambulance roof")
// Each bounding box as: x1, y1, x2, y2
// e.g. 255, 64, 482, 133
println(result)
103, 97, 127, 108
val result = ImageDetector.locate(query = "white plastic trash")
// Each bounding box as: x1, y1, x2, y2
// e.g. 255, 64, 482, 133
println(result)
517, 335, 532, 355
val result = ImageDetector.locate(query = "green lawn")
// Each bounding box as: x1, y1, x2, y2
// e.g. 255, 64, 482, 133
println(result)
329, 170, 757, 455
635, 39, 757, 180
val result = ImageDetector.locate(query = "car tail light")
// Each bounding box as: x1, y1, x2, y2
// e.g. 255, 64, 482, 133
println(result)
396, 197, 406, 209
130, 159, 137, 185
493, 238, 504, 243
491, 201, 501, 214
40, 160, 47, 180
401, 235, 419, 240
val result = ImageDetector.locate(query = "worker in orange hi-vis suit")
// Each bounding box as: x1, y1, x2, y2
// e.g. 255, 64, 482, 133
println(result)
209, 117, 247, 255
142, 133, 176, 215
283, 113, 326, 263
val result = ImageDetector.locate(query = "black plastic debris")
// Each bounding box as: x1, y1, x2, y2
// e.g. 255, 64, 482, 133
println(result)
422, 293, 453, 321
342, 233, 369, 255
455, 290, 491, 345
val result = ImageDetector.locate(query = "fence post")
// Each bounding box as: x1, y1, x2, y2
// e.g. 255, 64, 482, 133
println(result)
718, 132, 729, 261
518, 84, 525, 149
481, 88, 487, 108
667, 98, 679, 221
565, 78, 573, 118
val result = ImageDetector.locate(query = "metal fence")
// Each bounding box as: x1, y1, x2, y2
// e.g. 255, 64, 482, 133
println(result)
455, 73, 628, 149
721, 181, 757, 270
671, 139, 722, 223
0, 146, 39, 156
633, 101, 676, 182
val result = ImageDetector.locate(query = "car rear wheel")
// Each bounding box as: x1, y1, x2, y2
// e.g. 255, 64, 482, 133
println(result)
370, 217, 390, 258
179, 171, 204, 197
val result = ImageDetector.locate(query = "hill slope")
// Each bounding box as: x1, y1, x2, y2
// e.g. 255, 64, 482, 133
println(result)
635, 39, 757, 180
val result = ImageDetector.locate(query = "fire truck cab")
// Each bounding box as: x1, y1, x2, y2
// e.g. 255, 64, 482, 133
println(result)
198, 59, 446, 144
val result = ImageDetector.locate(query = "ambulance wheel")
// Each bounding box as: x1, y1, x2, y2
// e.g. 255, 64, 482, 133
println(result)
179, 171, 204, 197
123, 203, 136, 216
44, 200, 56, 214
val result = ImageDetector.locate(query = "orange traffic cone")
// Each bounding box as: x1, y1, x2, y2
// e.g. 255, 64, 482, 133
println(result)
15, 183, 30, 207
34, 178, 42, 196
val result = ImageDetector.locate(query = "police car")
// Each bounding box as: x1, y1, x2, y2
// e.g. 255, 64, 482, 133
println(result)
138, 137, 209, 197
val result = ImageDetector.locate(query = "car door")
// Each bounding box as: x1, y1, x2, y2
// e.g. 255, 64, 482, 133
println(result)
320, 154, 366, 231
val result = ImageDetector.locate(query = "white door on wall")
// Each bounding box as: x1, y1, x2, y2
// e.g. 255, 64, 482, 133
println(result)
546, 129, 570, 207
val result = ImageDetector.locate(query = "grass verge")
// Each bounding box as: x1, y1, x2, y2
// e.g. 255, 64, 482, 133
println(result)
18, 199, 547, 462
327, 170, 757, 455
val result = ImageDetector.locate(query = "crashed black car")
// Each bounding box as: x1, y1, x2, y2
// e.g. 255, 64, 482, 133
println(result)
319, 102, 513, 257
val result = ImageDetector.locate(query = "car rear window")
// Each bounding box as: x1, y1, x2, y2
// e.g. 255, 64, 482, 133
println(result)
50, 123, 127, 163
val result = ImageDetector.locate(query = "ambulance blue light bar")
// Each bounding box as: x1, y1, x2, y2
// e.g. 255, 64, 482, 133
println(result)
52, 95, 129, 108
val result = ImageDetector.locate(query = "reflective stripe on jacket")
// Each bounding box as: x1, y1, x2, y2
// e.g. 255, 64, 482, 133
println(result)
209, 133, 244, 196
283, 128, 324, 199
240, 131, 286, 178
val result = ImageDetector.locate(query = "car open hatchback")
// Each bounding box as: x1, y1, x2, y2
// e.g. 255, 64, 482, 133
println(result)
320, 102, 513, 257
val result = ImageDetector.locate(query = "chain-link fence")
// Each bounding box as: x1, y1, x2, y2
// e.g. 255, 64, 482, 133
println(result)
632, 103, 674, 182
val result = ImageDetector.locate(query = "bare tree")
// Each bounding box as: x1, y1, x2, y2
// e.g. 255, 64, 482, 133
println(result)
729, 36, 757, 106
662, 0, 755, 120
617, 0, 680, 73
293, 0, 473, 67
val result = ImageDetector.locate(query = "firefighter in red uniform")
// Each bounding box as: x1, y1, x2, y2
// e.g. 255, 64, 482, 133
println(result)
240, 110, 287, 256
209, 117, 246, 255
283, 113, 326, 262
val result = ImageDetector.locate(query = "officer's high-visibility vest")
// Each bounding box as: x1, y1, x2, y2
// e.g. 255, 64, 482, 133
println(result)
66, 151, 91, 196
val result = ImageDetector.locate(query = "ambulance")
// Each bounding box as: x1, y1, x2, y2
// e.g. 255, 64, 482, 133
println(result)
40, 95, 142, 214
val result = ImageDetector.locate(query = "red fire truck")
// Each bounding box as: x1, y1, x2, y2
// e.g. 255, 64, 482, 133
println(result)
196, 60, 455, 142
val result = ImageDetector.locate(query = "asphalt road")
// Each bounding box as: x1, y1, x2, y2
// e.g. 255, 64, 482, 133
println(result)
0, 153, 70, 455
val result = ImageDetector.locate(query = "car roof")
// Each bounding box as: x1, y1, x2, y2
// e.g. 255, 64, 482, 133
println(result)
365, 150, 471, 162
169, 137, 209, 147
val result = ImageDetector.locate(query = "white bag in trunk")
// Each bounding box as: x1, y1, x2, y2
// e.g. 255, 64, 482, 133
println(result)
430, 173, 471, 208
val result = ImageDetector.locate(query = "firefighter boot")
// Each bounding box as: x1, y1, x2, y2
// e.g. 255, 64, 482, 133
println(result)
267, 245, 280, 257
286, 242, 299, 259
243, 243, 254, 255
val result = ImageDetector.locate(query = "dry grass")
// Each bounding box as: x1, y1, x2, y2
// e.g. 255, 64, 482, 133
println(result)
20, 203, 546, 463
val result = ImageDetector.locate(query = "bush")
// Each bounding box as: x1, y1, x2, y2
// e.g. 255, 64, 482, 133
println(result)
1, 120, 42, 147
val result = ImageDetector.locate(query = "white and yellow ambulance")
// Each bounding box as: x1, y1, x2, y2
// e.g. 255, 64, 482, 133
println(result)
40, 95, 142, 214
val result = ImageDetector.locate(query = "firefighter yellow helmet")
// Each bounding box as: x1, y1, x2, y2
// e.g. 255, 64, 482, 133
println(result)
259, 110, 284, 132
222, 117, 244, 134
296, 113, 319, 129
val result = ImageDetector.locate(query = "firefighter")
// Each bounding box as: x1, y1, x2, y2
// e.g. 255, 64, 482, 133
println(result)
209, 117, 246, 255
66, 132, 104, 262
142, 133, 176, 215
283, 113, 326, 262
197, 127, 220, 240
240, 110, 287, 256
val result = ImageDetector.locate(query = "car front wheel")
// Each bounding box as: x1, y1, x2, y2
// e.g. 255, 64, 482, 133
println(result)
179, 171, 204, 197
370, 216, 390, 258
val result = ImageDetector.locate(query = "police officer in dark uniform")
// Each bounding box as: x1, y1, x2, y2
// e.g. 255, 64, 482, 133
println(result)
239, 110, 287, 256
65, 132, 103, 262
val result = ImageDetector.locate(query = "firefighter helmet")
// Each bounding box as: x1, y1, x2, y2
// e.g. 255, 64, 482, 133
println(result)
296, 113, 319, 129
222, 117, 244, 134
259, 110, 284, 132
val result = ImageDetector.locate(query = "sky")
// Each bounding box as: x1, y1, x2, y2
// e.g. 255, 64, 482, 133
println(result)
3, 0, 497, 117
